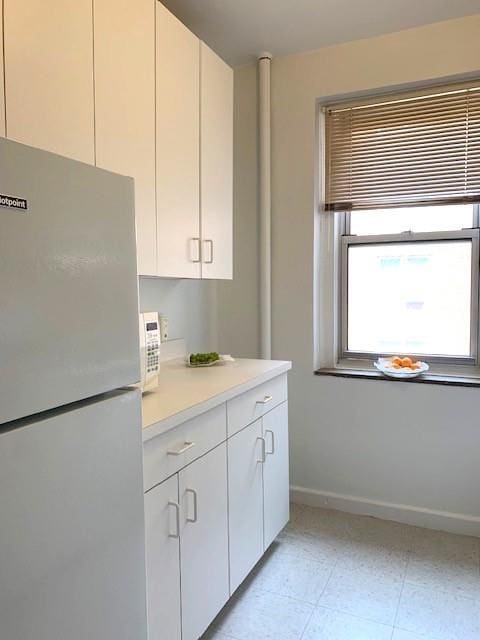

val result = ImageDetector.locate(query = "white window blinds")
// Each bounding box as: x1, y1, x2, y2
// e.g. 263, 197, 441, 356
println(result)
325, 83, 480, 211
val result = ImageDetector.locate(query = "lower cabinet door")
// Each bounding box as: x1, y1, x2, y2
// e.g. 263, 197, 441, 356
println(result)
144, 475, 181, 640
227, 419, 264, 593
263, 401, 290, 548
179, 443, 229, 640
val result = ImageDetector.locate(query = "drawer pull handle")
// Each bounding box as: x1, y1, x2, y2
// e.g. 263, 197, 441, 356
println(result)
167, 441, 195, 456
186, 488, 198, 523
168, 501, 180, 538
265, 429, 275, 455
257, 436, 266, 464
256, 395, 273, 405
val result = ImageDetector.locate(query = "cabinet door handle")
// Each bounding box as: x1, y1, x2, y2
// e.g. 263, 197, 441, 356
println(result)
265, 429, 275, 455
167, 441, 195, 456
256, 394, 273, 405
185, 488, 198, 523
204, 239, 214, 264
168, 501, 180, 538
190, 237, 201, 263
256, 436, 266, 464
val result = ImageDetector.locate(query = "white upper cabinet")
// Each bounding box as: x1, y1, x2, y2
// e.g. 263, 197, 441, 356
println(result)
0, 9, 5, 138
155, 3, 233, 280
3, 0, 94, 164
1, 0, 233, 278
156, 2, 201, 279
94, 0, 157, 276
200, 43, 233, 280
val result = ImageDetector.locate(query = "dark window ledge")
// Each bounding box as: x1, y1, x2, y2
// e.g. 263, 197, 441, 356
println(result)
315, 368, 480, 388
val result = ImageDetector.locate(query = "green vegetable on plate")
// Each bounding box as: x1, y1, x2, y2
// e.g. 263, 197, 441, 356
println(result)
189, 352, 220, 365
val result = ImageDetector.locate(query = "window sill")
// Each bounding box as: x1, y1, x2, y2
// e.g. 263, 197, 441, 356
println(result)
315, 367, 480, 388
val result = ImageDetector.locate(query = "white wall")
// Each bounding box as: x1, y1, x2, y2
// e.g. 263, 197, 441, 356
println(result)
224, 15, 480, 532
139, 277, 217, 353
215, 65, 260, 358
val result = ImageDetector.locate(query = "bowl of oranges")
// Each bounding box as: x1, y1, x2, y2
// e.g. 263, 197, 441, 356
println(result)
374, 356, 429, 379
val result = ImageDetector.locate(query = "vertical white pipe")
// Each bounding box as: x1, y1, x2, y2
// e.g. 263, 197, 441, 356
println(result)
258, 52, 272, 359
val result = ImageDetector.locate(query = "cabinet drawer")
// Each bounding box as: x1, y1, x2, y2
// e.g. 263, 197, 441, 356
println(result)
226, 374, 288, 437
143, 404, 227, 492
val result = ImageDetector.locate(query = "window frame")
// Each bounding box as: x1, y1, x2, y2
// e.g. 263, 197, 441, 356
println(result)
337, 206, 480, 367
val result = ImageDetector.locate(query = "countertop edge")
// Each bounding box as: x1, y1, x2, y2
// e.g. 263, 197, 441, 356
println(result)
142, 360, 292, 442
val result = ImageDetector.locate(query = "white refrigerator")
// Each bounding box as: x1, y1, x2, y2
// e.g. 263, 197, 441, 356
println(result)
0, 138, 148, 639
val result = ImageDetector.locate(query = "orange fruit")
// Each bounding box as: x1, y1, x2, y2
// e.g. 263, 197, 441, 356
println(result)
401, 357, 413, 367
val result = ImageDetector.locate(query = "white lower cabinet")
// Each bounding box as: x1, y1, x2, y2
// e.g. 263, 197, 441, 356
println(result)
144, 375, 289, 640
145, 475, 182, 640
227, 419, 264, 593
179, 443, 229, 640
145, 443, 229, 640
263, 402, 290, 548
228, 401, 290, 594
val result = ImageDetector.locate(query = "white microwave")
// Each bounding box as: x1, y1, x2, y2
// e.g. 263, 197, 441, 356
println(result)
139, 312, 161, 392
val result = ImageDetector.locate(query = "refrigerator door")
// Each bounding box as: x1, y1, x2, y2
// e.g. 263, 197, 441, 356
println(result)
0, 388, 147, 640
0, 138, 140, 424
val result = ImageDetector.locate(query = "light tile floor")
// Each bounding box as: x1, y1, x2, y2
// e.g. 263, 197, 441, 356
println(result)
202, 503, 480, 640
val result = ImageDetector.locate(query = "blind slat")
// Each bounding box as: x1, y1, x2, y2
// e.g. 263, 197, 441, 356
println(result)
330, 105, 475, 126
331, 160, 480, 175
325, 83, 480, 211
329, 137, 480, 154
330, 127, 480, 144
328, 89, 480, 118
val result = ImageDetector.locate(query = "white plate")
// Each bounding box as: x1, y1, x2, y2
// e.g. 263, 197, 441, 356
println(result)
374, 358, 429, 379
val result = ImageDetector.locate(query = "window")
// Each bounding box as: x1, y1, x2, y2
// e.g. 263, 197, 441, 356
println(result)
341, 205, 479, 363
322, 82, 480, 370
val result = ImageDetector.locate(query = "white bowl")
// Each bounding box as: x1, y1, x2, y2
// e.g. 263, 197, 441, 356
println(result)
374, 357, 429, 379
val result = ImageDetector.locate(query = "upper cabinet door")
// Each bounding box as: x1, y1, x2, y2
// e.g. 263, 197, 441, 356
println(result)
3, 0, 94, 164
0, 8, 5, 138
94, 0, 157, 276
200, 43, 233, 280
156, 2, 200, 278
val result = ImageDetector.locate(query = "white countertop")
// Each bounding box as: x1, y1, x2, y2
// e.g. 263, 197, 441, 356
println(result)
141, 357, 292, 441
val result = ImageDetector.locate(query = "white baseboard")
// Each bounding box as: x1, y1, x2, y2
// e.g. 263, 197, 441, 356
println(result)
290, 485, 480, 537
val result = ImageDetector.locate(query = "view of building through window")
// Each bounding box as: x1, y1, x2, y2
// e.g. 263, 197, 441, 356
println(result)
344, 204, 477, 360
347, 237, 472, 357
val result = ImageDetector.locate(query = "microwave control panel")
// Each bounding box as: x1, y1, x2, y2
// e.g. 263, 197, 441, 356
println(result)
139, 311, 161, 392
